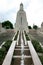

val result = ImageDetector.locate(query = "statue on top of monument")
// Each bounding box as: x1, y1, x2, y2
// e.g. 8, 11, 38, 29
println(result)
20, 3, 23, 11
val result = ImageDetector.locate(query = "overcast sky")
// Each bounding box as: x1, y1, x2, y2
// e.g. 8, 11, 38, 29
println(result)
0, 0, 43, 27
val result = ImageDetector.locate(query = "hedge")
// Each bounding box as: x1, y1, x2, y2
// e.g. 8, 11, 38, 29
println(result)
0, 40, 12, 65
14, 31, 19, 40
24, 31, 30, 40
31, 40, 43, 53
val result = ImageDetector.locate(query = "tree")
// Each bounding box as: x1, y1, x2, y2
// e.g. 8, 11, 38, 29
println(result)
2, 20, 13, 29
28, 26, 32, 29
33, 25, 38, 30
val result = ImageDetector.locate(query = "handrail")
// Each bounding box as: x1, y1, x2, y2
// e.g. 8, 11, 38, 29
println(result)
2, 41, 16, 65
28, 41, 42, 65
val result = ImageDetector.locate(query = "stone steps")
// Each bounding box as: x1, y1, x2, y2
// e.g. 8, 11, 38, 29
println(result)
15, 49, 29, 50
11, 44, 33, 65
2, 32, 42, 65
11, 32, 34, 65
13, 55, 32, 58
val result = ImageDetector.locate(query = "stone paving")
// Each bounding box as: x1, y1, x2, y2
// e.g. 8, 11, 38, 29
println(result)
29, 31, 43, 45
0, 30, 15, 45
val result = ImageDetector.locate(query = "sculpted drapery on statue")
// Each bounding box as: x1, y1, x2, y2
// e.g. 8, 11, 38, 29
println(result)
20, 3, 23, 11
15, 3, 29, 33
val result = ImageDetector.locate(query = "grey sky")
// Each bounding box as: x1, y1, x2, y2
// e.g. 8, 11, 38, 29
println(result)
0, 0, 43, 27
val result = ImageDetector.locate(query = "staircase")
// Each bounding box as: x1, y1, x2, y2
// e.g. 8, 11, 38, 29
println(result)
2, 31, 42, 65
11, 32, 34, 65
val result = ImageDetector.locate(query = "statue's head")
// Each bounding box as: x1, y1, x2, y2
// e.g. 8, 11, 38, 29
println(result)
20, 3, 23, 11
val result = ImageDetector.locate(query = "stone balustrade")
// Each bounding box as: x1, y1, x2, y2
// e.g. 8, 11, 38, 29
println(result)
2, 41, 16, 65
28, 41, 42, 65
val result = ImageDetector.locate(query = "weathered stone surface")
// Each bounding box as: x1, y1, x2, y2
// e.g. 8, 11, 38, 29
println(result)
28, 41, 42, 65
15, 3, 29, 33
2, 41, 16, 65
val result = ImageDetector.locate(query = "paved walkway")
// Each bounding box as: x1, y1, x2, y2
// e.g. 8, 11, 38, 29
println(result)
29, 32, 43, 45
0, 31, 15, 45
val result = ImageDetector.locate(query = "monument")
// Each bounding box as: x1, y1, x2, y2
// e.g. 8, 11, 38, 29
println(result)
15, 3, 29, 33
41, 22, 43, 32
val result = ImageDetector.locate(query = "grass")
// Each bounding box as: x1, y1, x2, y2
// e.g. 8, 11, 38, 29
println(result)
39, 55, 43, 65
14, 31, 19, 40
31, 40, 43, 53
24, 31, 30, 41
31, 39, 43, 65
0, 40, 12, 65
2, 40, 12, 51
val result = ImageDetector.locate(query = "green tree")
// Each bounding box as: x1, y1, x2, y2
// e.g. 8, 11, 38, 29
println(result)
2, 20, 13, 29
33, 25, 38, 30
28, 26, 32, 29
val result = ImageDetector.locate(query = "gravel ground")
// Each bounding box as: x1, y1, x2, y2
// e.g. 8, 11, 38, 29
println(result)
29, 31, 43, 45
0, 30, 15, 45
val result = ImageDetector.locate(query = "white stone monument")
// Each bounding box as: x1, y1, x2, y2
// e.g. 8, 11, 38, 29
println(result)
41, 22, 43, 32
15, 3, 29, 33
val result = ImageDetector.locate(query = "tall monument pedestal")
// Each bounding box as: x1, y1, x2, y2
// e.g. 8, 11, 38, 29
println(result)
15, 3, 29, 33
